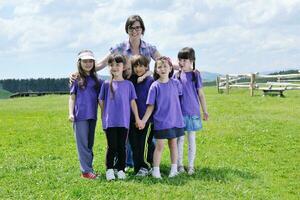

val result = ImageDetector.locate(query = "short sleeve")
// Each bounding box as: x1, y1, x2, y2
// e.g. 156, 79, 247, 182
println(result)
146, 84, 156, 105
109, 43, 123, 54
175, 79, 183, 96
195, 71, 203, 89
149, 44, 158, 60
70, 80, 78, 95
129, 82, 137, 100
99, 81, 108, 100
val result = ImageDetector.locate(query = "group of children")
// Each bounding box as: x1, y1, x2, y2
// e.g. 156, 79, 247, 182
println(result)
68, 47, 209, 180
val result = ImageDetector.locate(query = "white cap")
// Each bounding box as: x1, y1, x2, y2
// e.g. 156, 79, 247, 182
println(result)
78, 50, 95, 60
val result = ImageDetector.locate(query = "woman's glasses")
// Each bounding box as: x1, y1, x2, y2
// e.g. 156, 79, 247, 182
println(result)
128, 26, 142, 32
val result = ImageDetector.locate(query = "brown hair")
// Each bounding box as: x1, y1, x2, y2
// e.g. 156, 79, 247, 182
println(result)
107, 54, 127, 98
125, 15, 145, 35
153, 56, 174, 81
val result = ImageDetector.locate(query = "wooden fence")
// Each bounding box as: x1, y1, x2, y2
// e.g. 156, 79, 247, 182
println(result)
216, 71, 300, 97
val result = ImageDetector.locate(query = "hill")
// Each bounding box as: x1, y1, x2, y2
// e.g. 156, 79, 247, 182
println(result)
0, 88, 12, 99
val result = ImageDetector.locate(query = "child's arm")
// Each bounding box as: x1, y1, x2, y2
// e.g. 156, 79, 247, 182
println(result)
137, 70, 153, 83
198, 88, 209, 121
98, 100, 104, 117
141, 105, 154, 124
130, 100, 144, 129
68, 94, 76, 122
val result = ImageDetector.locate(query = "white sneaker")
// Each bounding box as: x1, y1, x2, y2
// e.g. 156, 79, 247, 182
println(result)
168, 170, 179, 178
187, 167, 195, 175
178, 165, 185, 173
117, 170, 126, 179
106, 169, 115, 181
136, 168, 149, 177
152, 170, 162, 179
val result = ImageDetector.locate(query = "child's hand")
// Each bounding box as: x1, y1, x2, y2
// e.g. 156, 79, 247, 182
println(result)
137, 76, 145, 83
136, 120, 145, 130
69, 72, 79, 85
68, 114, 74, 122
203, 112, 209, 121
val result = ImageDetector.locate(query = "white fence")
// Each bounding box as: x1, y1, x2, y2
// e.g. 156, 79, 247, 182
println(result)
216, 71, 300, 96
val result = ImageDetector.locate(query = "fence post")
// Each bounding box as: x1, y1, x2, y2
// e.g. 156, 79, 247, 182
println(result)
216, 76, 220, 93
226, 74, 229, 94
250, 73, 255, 96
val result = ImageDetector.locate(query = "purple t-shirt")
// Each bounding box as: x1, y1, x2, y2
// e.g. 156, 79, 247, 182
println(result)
99, 80, 137, 129
146, 79, 185, 130
132, 76, 154, 121
175, 71, 203, 117
70, 76, 103, 122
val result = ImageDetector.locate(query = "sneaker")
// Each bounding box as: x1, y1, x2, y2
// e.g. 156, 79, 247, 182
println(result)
117, 170, 126, 180
168, 171, 179, 178
187, 167, 195, 175
152, 170, 162, 179
81, 172, 98, 179
136, 168, 149, 177
106, 169, 115, 181
178, 166, 185, 173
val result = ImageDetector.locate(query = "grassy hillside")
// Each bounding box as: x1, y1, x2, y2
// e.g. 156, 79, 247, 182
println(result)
0, 87, 299, 199
0, 88, 12, 99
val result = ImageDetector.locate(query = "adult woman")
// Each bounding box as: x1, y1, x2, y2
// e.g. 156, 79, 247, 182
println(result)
95, 15, 161, 72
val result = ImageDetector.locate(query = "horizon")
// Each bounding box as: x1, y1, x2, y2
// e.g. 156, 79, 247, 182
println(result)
1, 1, 300, 79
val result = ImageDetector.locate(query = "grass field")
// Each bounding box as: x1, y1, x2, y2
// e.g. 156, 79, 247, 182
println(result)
0, 87, 299, 199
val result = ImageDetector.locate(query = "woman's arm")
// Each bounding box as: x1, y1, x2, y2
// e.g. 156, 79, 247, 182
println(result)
95, 53, 112, 71
198, 88, 209, 121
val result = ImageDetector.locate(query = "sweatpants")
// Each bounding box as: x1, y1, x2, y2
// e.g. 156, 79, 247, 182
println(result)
129, 122, 155, 173
73, 119, 96, 173
105, 127, 128, 171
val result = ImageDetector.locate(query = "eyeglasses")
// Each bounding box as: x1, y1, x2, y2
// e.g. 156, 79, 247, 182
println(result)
128, 26, 142, 32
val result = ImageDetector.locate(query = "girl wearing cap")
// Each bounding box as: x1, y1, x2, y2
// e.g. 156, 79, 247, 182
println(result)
68, 50, 103, 179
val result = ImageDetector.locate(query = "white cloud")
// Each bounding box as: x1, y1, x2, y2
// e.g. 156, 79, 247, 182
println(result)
0, 0, 300, 78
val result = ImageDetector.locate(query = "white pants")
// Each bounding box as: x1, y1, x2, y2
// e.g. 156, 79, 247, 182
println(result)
177, 131, 196, 168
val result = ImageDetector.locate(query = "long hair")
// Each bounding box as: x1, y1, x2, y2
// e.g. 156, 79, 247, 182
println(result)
77, 59, 99, 91
177, 47, 197, 82
153, 56, 174, 81
107, 54, 127, 98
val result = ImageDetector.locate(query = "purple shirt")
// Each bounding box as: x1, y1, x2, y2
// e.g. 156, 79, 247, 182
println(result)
132, 76, 154, 121
70, 76, 103, 122
175, 71, 203, 117
146, 79, 185, 130
99, 80, 137, 129
110, 39, 157, 63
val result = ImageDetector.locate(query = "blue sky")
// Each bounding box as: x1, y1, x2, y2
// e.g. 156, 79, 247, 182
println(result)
0, 0, 300, 79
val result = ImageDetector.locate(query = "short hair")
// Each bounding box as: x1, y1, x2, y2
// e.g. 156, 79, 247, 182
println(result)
125, 15, 145, 35
131, 55, 150, 70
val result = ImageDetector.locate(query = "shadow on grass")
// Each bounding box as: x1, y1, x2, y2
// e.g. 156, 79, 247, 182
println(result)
122, 165, 257, 186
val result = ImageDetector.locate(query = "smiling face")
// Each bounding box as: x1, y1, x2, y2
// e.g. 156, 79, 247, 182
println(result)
109, 61, 124, 78
133, 64, 147, 77
178, 58, 193, 72
127, 21, 143, 40
80, 59, 94, 74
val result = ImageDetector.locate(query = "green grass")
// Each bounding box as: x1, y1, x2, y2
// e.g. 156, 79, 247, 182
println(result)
0, 88, 12, 99
0, 87, 299, 199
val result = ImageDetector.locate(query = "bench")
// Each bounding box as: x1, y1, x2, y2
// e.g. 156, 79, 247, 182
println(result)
259, 87, 286, 97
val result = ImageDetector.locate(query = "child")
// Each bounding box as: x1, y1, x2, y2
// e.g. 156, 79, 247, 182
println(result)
141, 56, 185, 178
98, 54, 143, 181
68, 50, 103, 179
175, 47, 209, 175
128, 55, 155, 176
